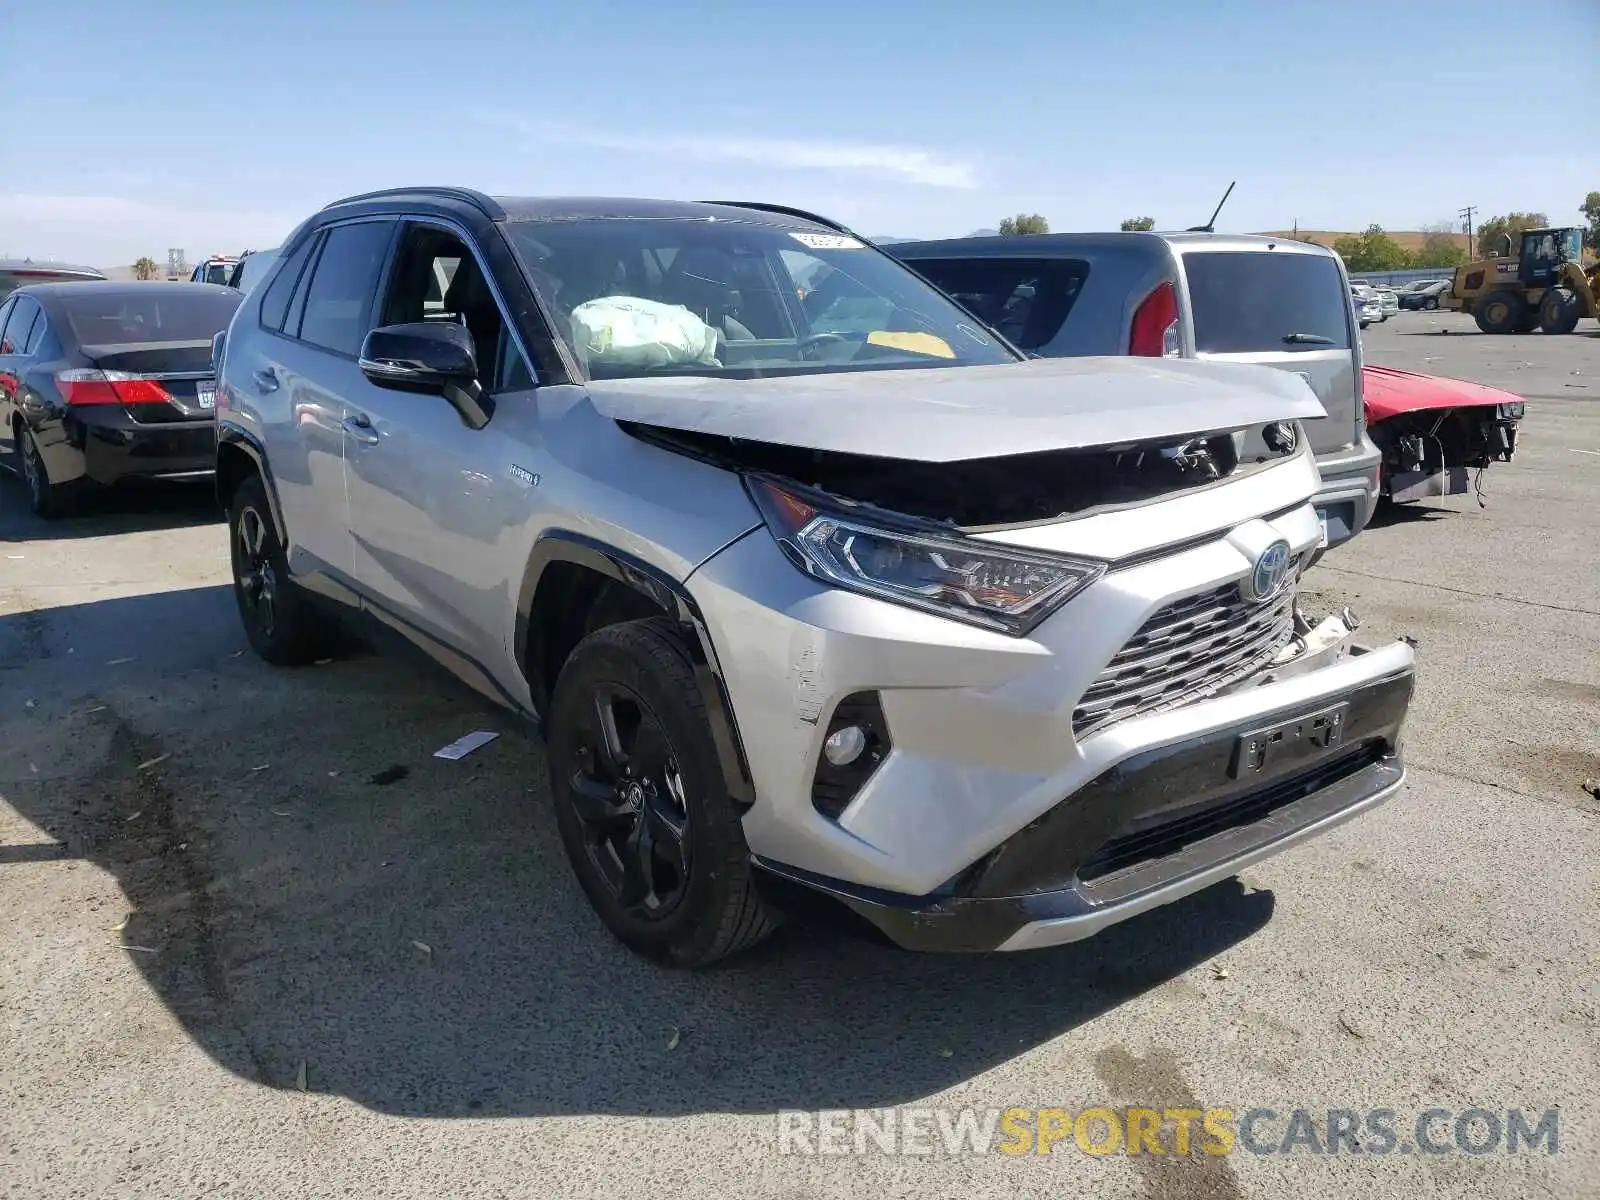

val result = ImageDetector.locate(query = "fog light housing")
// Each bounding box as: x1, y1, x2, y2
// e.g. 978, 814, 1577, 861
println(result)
823, 724, 867, 766
811, 693, 891, 820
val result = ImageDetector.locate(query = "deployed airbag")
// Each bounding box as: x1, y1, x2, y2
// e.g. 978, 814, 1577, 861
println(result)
570, 297, 720, 370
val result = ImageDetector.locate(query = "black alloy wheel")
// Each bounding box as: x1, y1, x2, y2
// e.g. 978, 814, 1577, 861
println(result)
227, 473, 330, 665
565, 682, 692, 918
548, 617, 776, 967
235, 504, 279, 642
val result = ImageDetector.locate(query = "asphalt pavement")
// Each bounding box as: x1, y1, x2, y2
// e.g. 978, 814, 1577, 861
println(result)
1, 310, 1596, 1199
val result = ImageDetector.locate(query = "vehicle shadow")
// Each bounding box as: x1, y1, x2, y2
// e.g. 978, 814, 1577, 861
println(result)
1365, 500, 1455, 528
1, 585, 1276, 1119
0, 473, 220, 543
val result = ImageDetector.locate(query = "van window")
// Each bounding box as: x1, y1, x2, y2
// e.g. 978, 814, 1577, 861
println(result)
1184, 252, 1351, 352
903, 258, 1088, 351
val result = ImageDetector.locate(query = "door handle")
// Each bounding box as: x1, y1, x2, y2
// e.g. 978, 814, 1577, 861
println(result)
252, 368, 279, 393
342, 414, 380, 446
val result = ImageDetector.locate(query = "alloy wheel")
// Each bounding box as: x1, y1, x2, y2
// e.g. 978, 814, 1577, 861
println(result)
566, 683, 692, 918
235, 506, 278, 639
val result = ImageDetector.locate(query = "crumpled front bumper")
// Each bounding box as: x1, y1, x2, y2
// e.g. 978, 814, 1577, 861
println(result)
752, 659, 1410, 953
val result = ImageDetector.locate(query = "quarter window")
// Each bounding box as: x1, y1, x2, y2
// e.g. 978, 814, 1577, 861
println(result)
903, 258, 1089, 351
259, 236, 317, 333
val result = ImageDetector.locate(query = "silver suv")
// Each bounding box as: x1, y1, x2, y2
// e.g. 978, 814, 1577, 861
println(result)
890, 232, 1384, 549
213, 189, 1415, 967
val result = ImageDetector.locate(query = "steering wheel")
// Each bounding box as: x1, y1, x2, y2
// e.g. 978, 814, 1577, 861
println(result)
798, 331, 853, 359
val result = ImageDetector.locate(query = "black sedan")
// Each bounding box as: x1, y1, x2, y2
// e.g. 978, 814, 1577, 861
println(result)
0, 282, 241, 517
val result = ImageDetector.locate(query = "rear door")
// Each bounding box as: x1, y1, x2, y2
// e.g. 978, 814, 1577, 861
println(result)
1178, 249, 1361, 456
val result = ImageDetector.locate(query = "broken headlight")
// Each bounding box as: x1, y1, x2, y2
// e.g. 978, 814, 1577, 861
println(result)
747, 477, 1105, 636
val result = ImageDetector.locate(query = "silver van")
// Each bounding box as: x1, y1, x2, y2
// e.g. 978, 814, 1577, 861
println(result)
890, 232, 1382, 548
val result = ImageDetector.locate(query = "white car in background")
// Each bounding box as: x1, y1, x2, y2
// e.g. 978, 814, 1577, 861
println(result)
1351, 285, 1382, 329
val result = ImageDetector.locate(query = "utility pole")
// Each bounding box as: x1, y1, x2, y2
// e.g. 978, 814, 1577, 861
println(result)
1459, 206, 1477, 259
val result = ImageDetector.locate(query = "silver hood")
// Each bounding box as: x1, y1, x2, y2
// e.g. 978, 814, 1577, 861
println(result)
582, 356, 1327, 462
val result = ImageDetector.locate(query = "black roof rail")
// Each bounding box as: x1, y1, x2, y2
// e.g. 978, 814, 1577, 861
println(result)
322, 187, 505, 220
698, 200, 862, 238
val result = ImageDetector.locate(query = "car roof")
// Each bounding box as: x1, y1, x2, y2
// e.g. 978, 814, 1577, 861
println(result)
0, 258, 106, 280
19, 280, 240, 304
890, 230, 1337, 259
319, 187, 845, 233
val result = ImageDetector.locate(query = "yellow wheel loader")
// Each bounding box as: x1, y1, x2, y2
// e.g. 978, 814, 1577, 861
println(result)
1442, 226, 1599, 334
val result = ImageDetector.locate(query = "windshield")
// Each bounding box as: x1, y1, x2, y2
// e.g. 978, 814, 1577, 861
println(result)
62, 289, 242, 345
504, 217, 1018, 381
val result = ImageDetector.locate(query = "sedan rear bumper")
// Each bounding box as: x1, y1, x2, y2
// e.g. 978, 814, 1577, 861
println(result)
40, 407, 217, 486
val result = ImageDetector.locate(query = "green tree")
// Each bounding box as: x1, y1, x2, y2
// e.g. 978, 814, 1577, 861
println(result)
1331, 225, 1411, 273
132, 256, 159, 281
1472, 211, 1547, 259
1580, 192, 1600, 253
1412, 222, 1467, 269
997, 213, 1050, 236
1119, 216, 1155, 231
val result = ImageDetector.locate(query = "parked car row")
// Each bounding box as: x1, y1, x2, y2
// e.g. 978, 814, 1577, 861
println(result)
2, 191, 1525, 971
1398, 278, 1451, 310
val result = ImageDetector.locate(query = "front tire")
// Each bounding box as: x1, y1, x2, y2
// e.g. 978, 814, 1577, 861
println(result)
1423, 296, 1439, 311
548, 617, 776, 968
227, 474, 331, 665
1474, 289, 1524, 334
1539, 287, 1582, 335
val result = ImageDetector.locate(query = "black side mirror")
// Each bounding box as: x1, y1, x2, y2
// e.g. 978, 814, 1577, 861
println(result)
359, 322, 492, 429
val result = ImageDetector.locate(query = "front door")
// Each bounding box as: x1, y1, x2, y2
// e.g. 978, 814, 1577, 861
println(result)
341, 221, 540, 675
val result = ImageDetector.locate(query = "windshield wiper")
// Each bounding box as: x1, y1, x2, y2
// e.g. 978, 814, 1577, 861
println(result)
1282, 332, 1335, 345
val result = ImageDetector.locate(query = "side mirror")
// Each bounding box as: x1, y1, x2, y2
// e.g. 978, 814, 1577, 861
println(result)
358, 322, 492, 429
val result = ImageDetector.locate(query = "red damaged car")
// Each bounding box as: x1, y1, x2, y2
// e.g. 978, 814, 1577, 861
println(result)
1362, 366, 1524, 506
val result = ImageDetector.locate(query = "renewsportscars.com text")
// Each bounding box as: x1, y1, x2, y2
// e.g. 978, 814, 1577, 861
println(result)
776, 1106, 1560, 1157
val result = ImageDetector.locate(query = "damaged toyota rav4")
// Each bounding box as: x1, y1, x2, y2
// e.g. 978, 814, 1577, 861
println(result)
213, 189, 1416, 967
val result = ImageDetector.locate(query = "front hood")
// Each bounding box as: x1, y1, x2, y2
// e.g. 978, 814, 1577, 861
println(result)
1363, 365, 1524, 424
584, 356, 1327, 462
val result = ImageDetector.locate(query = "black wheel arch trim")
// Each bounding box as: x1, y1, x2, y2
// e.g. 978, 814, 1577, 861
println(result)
216, 421, 287, 545
517, 530, 756, 807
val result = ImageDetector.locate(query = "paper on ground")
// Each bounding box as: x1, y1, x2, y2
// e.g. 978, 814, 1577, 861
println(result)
433, 730, 500, 760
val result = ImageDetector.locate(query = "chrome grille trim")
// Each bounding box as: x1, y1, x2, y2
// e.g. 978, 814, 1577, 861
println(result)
1073, 578, 1298, 739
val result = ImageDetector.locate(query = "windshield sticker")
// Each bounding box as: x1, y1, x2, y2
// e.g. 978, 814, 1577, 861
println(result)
867, 331, 956, 359
790, 232, 864, 251
956, 322, 993, 346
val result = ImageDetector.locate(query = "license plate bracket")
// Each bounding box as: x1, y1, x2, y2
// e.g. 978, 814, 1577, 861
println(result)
196, 384, 216, 410
1229, 702, 1349, 779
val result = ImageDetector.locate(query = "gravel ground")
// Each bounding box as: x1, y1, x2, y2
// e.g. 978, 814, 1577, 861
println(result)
1, 310, 1596, 1199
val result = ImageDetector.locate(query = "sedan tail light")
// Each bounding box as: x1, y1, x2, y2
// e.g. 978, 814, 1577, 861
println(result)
57, 369, 172, 406
1129, 281, 1181, 357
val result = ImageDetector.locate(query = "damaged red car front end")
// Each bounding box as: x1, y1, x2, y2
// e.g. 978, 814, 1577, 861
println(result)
1362, 366, 1525, 505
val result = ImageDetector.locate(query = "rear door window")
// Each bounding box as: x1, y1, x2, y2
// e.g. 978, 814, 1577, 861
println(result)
2, 298, 39, 354
294, 221, 395, 356
901, 258, 1088, 351
1183, 252, 1351, 352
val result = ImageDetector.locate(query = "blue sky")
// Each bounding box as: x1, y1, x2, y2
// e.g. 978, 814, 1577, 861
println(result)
4, 0, 1597, 265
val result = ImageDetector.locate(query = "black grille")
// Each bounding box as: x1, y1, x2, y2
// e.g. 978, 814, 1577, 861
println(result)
1073, 572, 1300, 739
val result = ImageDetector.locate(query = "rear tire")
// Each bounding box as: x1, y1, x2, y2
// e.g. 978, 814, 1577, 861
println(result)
548, 617, 776, 968
227, 473, 331, 665
17, 424, 74, 519
1539, 287, 1582, 335
1474, 289, 1524, 334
